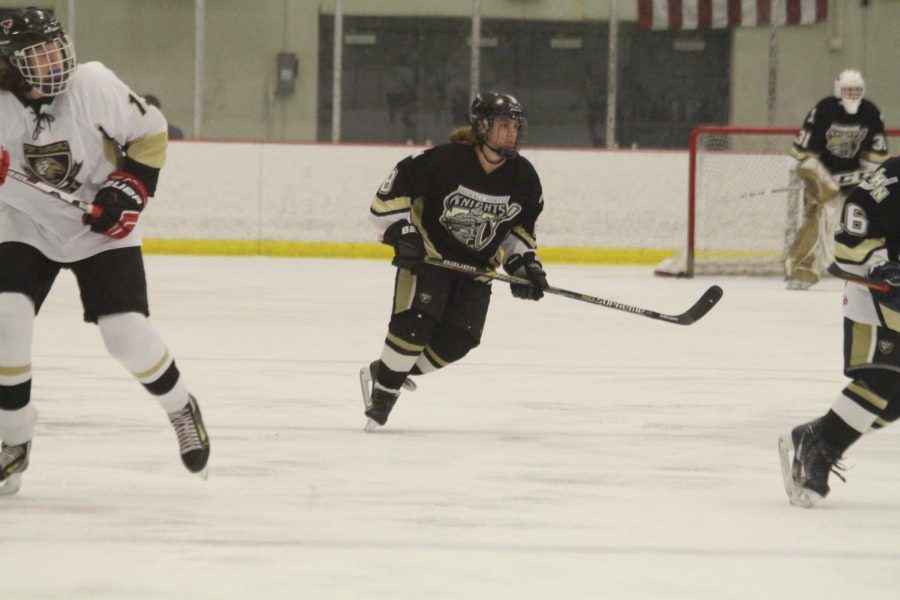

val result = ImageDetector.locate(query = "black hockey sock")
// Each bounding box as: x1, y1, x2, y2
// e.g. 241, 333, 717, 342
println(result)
375, 360, 408, 391
821, 409, 863, 453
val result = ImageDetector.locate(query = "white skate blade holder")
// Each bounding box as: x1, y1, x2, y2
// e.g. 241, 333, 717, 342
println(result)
359, 366, 381, 432
778, 434, 817, 508
0, 473, 22, 497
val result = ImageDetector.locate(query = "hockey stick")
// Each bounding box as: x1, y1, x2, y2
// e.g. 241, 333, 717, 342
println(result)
826, 262, 891, 293
738, 169, 871, 201
425, 258, 724, 325
5, 168, 102, 217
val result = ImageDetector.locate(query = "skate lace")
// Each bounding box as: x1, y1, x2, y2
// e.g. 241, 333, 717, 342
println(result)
0, 444, 26, 469
169, 405, 204, 452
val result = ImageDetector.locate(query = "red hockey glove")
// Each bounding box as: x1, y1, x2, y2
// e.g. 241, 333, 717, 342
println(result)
504, 252, 549, 301
0, 147, 8, 186
83, 172, 149, 239
868, 261, 900, 310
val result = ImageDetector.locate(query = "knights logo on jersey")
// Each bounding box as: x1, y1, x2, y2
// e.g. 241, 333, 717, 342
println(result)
878, 340, 894, 355
23, 142, 83, 193
825, 124, 868, 160
439, 185, 522, 251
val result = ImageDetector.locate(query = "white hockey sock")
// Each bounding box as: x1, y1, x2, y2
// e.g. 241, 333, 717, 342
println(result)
0, 404, 37, 446
98, 313, 190, 413
831, 391, 879, 434
0, 293, 35, 388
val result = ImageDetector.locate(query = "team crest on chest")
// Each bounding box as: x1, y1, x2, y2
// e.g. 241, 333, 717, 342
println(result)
825, 124, 868, 160
23, 142, 84, 193
440, 185, 521, 250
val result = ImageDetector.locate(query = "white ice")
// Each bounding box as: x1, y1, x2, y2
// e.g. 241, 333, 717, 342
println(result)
3, 257, 899, 599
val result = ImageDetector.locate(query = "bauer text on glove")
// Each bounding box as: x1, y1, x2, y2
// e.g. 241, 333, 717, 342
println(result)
383, 220, 425, 272
83, 172, 149, 239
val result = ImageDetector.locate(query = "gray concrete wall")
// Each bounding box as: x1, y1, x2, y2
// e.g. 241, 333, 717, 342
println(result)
8, 1, 900, 143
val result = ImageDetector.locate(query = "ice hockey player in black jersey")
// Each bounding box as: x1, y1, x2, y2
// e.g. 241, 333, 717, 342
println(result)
785, 69, 889, 290
779, 156, 900, 507
359, 91, 548, 430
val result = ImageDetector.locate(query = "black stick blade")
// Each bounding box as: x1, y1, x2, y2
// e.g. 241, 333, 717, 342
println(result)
677, 285, 724, 325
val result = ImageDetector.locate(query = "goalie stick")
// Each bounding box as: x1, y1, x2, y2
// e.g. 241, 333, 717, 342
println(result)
826, 263, 891, 293
5, 168, 102, 218
425, 258, 724, 325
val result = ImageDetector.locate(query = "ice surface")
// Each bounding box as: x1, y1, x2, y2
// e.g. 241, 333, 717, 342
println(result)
3, 257, 898, 599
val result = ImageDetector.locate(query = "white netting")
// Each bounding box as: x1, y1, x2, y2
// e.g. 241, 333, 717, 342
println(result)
657, 128, 802, 277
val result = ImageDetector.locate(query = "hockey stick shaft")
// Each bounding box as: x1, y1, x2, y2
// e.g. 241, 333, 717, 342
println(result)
425, 258, 723, 325
826, 262, 891, 293
5, 168, 102, 217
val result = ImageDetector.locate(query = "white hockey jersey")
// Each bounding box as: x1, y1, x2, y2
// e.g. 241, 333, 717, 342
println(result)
0, 61, 167, 262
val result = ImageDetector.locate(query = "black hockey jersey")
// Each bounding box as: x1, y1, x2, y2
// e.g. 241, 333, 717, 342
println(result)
835, 156, 900, 329
369, 142, 544, 269
791, 97, 888, 176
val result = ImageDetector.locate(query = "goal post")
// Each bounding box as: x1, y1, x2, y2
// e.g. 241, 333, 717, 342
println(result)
655, 125, 900, 278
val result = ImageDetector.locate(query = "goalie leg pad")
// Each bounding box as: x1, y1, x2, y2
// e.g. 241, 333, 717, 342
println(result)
796, 156, 840, 204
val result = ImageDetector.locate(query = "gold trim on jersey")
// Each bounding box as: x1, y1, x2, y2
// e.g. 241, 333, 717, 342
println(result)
127, 132, 167, 169
510, 224, 537, 249
845, 381, 888, 410
834, 238, 884, 264
0, 364, 31, 376
409, 198, 440, 259
371, 195, 411, 215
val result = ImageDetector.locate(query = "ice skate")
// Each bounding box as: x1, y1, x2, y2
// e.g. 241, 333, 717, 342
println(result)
0, 441, 30, 497
359, 363, 404, 431
359, 361, 416, 431
778, 419, 845, 508
167, 395, 210, 479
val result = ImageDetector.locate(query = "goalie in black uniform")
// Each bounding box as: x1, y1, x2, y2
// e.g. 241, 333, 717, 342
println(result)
785, 69, 888, 290
359, 92, 548, 430
780, 156, 900, 507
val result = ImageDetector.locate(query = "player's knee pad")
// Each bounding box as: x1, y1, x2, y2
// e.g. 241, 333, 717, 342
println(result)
0, 293, 35, 386
419, 325, 480, 370
388, 309, 438, 351
98, 313, 173, 383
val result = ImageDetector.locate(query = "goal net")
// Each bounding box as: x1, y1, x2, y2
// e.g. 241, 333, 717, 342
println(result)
654, 125, 899, 278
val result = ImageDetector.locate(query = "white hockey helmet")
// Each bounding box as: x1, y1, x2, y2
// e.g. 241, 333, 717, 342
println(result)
834, 69, 865, 115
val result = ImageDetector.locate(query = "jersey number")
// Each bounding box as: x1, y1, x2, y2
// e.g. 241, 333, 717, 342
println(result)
841, 202, 868, 236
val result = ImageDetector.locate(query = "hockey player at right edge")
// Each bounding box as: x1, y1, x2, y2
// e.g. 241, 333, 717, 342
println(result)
779, 156, 900, 507
785, 69, 888, 290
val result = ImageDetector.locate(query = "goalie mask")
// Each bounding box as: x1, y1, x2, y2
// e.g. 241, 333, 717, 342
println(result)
0, 8, 76, 97
468, 91, 527, 159
834, 69, 865, 115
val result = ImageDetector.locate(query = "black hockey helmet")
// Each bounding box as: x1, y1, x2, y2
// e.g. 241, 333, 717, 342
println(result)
468, 91, 527, 158
0, 7, 76, 96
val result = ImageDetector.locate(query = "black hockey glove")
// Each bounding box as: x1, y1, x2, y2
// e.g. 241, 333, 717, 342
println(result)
83, 172, 148, 239
504, 252, 549, 301
383, 220, 425, 273
868, 261, 900, 310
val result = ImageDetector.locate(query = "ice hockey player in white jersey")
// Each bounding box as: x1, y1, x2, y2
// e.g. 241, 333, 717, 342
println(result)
0, 8, 209, 495
779, 156, 900, 507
